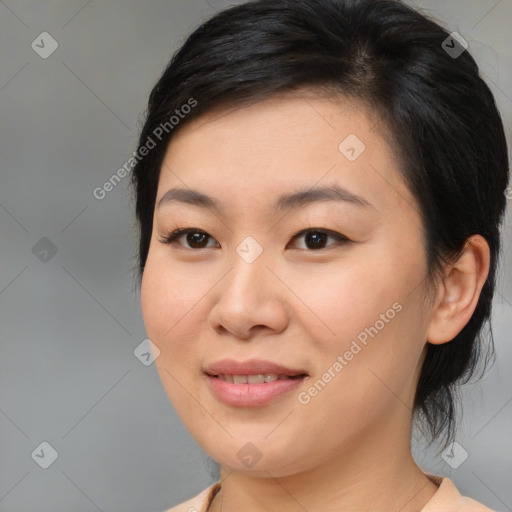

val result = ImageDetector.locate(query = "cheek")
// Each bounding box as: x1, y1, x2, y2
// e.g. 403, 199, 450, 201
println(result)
141, 267, 172, 345
141, 251, 201, 342
291, 245, 427, 398
140, 248, 222, 378
288, 254, 402, 353
141, 254, 204, 414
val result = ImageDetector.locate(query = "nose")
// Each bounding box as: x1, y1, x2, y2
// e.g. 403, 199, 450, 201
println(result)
208, 248, 289, 340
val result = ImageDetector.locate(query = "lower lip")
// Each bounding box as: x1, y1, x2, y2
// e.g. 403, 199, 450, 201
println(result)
205, 374, 306, 407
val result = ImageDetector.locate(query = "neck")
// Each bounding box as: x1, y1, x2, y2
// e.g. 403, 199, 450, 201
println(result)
208, 417, 438, 512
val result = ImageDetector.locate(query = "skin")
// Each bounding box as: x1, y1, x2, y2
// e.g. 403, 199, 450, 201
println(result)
140, 91, 490, 512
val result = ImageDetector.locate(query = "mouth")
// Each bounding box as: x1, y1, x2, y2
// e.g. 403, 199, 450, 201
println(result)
203, 359, 309, 406
209, 373, 307, 384
204, 358, 309, 381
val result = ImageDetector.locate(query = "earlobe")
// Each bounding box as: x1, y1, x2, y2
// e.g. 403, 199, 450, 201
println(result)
426, 235, 490, 345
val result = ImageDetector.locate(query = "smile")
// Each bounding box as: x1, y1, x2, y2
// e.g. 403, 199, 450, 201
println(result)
205, 373, 307, 407
215, 373, 302, 383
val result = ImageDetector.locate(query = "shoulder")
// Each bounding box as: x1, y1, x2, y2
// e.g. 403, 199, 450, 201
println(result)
164, 482, 221, 512
164, 477, 494, 511
421, 476, 496, 512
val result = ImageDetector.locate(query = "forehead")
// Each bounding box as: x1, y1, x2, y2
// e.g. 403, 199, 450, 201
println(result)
157, 93, 416, 217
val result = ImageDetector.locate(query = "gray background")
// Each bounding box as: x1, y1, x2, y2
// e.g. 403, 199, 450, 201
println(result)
0, 1, 510, 511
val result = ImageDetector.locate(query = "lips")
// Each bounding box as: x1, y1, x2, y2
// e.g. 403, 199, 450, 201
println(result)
204, 358, 308, 379
216, 373, 300, 384
204, 359, 308, 406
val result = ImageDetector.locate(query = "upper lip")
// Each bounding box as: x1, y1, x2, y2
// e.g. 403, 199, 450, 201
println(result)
204, 359, 308, 377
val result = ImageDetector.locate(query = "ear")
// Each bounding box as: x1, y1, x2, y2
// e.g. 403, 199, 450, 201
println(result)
426, 235, 490, 345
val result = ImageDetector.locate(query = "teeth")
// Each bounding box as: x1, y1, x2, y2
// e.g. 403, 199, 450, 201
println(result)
217, 373, 294, 383
247, 374, 265, 384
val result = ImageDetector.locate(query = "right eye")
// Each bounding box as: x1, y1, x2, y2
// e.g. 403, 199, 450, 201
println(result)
158, 228, 220, 249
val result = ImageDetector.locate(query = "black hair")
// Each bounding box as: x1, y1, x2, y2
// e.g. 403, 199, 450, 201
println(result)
130, 0, 510, 447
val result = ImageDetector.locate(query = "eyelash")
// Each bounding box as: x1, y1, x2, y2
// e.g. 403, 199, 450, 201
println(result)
157, 227, 351, 251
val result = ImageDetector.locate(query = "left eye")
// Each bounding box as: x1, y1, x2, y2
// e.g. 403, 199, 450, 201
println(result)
158, 228, 350, 250
288, 228, 350, 250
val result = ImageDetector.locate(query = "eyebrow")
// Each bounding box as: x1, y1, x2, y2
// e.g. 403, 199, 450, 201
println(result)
157, 183, 373, 213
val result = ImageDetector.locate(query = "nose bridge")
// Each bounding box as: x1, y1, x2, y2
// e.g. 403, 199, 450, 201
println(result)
235, 234, 266, 266
209, 234, 288, 337
227, 234, 270, 299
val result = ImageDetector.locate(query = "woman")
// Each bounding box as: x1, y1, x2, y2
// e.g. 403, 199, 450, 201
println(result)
130, 0, 509, 510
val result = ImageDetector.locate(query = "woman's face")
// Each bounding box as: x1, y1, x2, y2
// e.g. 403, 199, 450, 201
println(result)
141, 93, 434, 476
